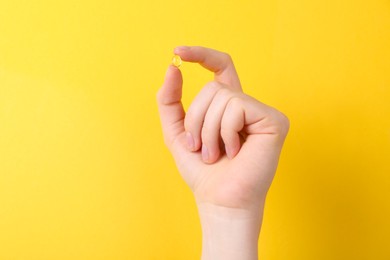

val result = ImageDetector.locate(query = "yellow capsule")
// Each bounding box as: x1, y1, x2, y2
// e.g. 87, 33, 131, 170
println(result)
172, 55, 182, 68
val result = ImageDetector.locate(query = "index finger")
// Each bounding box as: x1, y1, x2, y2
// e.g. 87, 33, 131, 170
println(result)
174, 46, 242, 90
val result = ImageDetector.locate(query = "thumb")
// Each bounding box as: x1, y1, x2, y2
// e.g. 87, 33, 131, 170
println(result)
157, 65, 185, 149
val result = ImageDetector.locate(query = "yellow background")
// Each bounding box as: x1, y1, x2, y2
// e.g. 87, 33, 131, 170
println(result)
0, 0, 389, 259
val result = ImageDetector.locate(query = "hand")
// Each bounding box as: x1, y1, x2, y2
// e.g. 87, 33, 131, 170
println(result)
157, 46, 289, 209
157, 46, 289, 259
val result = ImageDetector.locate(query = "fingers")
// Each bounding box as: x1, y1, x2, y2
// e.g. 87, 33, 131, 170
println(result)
157, 65, 185, 149
185, 82, 222, 152
221, 98, 245, 159
185, 81, 243, 163
174, 46, 242, 90
201, 88, 237, 163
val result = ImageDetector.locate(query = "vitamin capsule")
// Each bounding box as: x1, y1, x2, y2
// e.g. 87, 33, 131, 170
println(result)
172, 55, 182, 68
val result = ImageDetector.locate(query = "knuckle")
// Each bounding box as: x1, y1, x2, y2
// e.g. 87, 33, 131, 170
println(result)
216, 87, 230, 96
203, 81, 223, 95
281, 113, 290, 130
273, 110, 290, 136
227, 96, 242, 108
221, 52, 233, 64
156, 87, 174, 105
215, 86, 234, 100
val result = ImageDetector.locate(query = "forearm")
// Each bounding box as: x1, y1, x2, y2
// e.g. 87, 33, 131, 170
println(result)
196, 201, 265, 260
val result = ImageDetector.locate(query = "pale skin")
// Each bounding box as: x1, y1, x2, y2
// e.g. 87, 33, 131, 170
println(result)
157, 46, 289, 260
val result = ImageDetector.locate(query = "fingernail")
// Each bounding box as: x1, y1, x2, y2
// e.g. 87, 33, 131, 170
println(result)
202, 145, 209, 162
175, 46, 190, 52
186, 132, 194, 151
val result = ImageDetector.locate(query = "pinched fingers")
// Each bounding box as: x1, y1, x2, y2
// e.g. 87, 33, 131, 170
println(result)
174, 46, 242, 90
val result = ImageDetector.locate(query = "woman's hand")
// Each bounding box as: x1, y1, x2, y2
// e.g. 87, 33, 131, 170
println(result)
157, 46, 289, 260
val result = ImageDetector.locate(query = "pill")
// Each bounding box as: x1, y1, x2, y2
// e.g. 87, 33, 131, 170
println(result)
172, 55, 182, 68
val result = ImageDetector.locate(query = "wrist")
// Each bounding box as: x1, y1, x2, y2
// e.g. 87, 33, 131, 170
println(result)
196, 201, 265, 260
